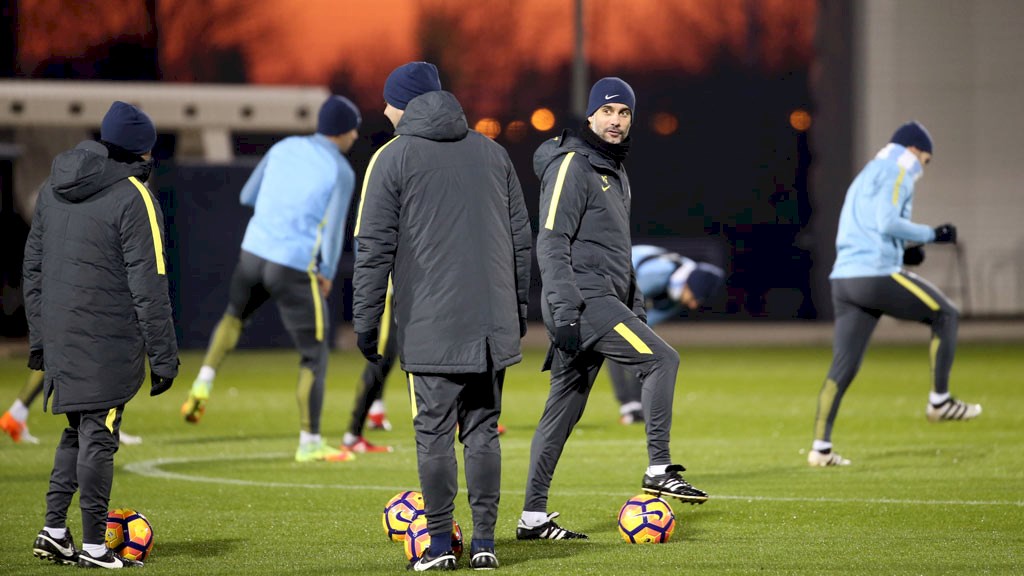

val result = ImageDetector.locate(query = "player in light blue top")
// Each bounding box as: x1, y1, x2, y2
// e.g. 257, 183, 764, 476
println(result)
808, 121, 981, 468
239, 131, 354, 282
182, 95, 361, 464
608, 245, 725, 424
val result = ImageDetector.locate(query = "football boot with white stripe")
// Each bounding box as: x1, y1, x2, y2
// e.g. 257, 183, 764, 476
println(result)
927, 397, 982, 422
642, 464, 709, 504
807, 449, 851, 467
32, 529, 78, 565
516, 512, 588, 540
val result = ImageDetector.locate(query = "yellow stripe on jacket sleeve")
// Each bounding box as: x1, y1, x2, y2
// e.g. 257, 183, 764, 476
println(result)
543, 152, 577, 230
613, 322, 653, 354
379, 275, 393, 355
128, 176, 165, 275
891, 272, 940, 311
891, 167, 906, 206
354, 136, 400, 236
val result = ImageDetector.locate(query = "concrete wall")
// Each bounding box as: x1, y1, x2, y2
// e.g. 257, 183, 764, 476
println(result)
854, 0, 1024, 314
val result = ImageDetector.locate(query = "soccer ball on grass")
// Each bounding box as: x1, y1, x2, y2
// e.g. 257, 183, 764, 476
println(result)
617, 494, 676, 544
383, 490, 425, 542
105, 508, 154, 561
403, 514, 463, 562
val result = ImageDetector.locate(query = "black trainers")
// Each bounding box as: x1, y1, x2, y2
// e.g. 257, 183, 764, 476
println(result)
408, 550, 457, 571
516, 512, 588, 540
470, 548, 499, 570
642, 464, 709, 504
32, 529, 78, 565
78, 549, 144, 569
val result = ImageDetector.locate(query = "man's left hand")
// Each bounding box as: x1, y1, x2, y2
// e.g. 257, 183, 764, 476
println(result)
317, 275, 333, 297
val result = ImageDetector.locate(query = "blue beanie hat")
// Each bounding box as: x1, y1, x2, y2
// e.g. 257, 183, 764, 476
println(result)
383, 62, 442, 110
100, 101, 156, 155
890, 121, 933, 154
686, 263, 726, 304
587, 77, 636, 118
317, 95, 361, 136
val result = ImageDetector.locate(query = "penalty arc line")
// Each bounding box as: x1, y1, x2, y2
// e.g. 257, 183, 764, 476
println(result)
123, 453, 1024, 508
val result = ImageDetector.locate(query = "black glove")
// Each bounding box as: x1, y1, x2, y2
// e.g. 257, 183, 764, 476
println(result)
553, 322, 581, 354
519, 316, 528, 338
357, 328, 382, 363
903, 244, 926, 266
933, 223, 957, 244
28, 349, 44, 371
150, 371, 174, 396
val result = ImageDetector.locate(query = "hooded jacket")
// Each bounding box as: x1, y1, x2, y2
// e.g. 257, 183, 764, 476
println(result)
352, 91, 532, 373
22, 140, 179, 413
535, 129, 644, 347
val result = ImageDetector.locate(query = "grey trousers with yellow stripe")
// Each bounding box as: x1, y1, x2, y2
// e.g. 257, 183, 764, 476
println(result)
226, 250, 329, 434
46, 407, 123, 545
814, 272, 959, 443
409, 370, 504, 548
524, 316, 680, 513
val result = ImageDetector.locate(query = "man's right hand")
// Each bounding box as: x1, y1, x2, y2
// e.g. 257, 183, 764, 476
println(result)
357, 329, 382, 363
150, 372, 174, 396
933, 223, 957, 244
553, 322, 581, 354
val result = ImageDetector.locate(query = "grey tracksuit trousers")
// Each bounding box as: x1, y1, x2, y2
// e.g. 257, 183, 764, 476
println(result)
46, 407, 123, 545
524, 316, 680, 513
814, 271, 959, 442
409, 369, 504, 549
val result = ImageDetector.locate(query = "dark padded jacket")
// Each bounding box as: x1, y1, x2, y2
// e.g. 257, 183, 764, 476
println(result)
352, 91, 532, 374
534, 129, 644, 348
23, 140, 179, 413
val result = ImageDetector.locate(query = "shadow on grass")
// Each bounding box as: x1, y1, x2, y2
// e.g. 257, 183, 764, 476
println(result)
162, 434, 293, 446
497, 537, 592, 568
152, 537, 244, 559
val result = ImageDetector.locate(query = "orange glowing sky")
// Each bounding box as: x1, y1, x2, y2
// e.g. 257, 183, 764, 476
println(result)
18, 0, 816, 116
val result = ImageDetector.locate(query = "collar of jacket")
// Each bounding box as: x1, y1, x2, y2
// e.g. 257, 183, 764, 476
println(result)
875, 142, 923, 182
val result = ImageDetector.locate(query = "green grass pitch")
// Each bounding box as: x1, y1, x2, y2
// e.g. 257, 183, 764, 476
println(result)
2, 342, 1022, 574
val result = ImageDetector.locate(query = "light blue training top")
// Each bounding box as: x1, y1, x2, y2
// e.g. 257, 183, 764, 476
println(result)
831, 143, 935, 279
632, 245, 697, 326
240, 133, 355, 280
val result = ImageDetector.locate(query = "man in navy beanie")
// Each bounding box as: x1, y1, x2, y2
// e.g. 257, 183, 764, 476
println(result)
100, 100, 157, 157
519, 76, 709, 545
381, 61, 442, 126
353, 61, 531, 570
808, 119, 979, 468
27, 100, 178, 567
182, 93, 361, 466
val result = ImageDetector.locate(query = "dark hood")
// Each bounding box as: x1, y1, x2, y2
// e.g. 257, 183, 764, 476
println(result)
50, 140, 152, 202
533, 128, 616, 180
395, 91, 469, 142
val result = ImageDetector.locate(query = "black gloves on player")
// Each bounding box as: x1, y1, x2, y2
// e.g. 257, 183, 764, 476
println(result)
28, 349, 44, 371
150, 372, 174, 396
933, 223, 957, 244
357, 328, 382, 363
903, 245, 926, 266
553, 322, 581, 354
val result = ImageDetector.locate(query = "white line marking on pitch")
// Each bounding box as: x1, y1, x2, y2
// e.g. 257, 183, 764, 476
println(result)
123, 454, 1024, 508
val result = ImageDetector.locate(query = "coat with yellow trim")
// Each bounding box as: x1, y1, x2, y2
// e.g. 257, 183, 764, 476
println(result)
352, 91, 532, 374
23, 140, 179, 414
534, 130, 644, 348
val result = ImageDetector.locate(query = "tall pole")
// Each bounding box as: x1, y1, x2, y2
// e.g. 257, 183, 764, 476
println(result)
571, 0, 587, 121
